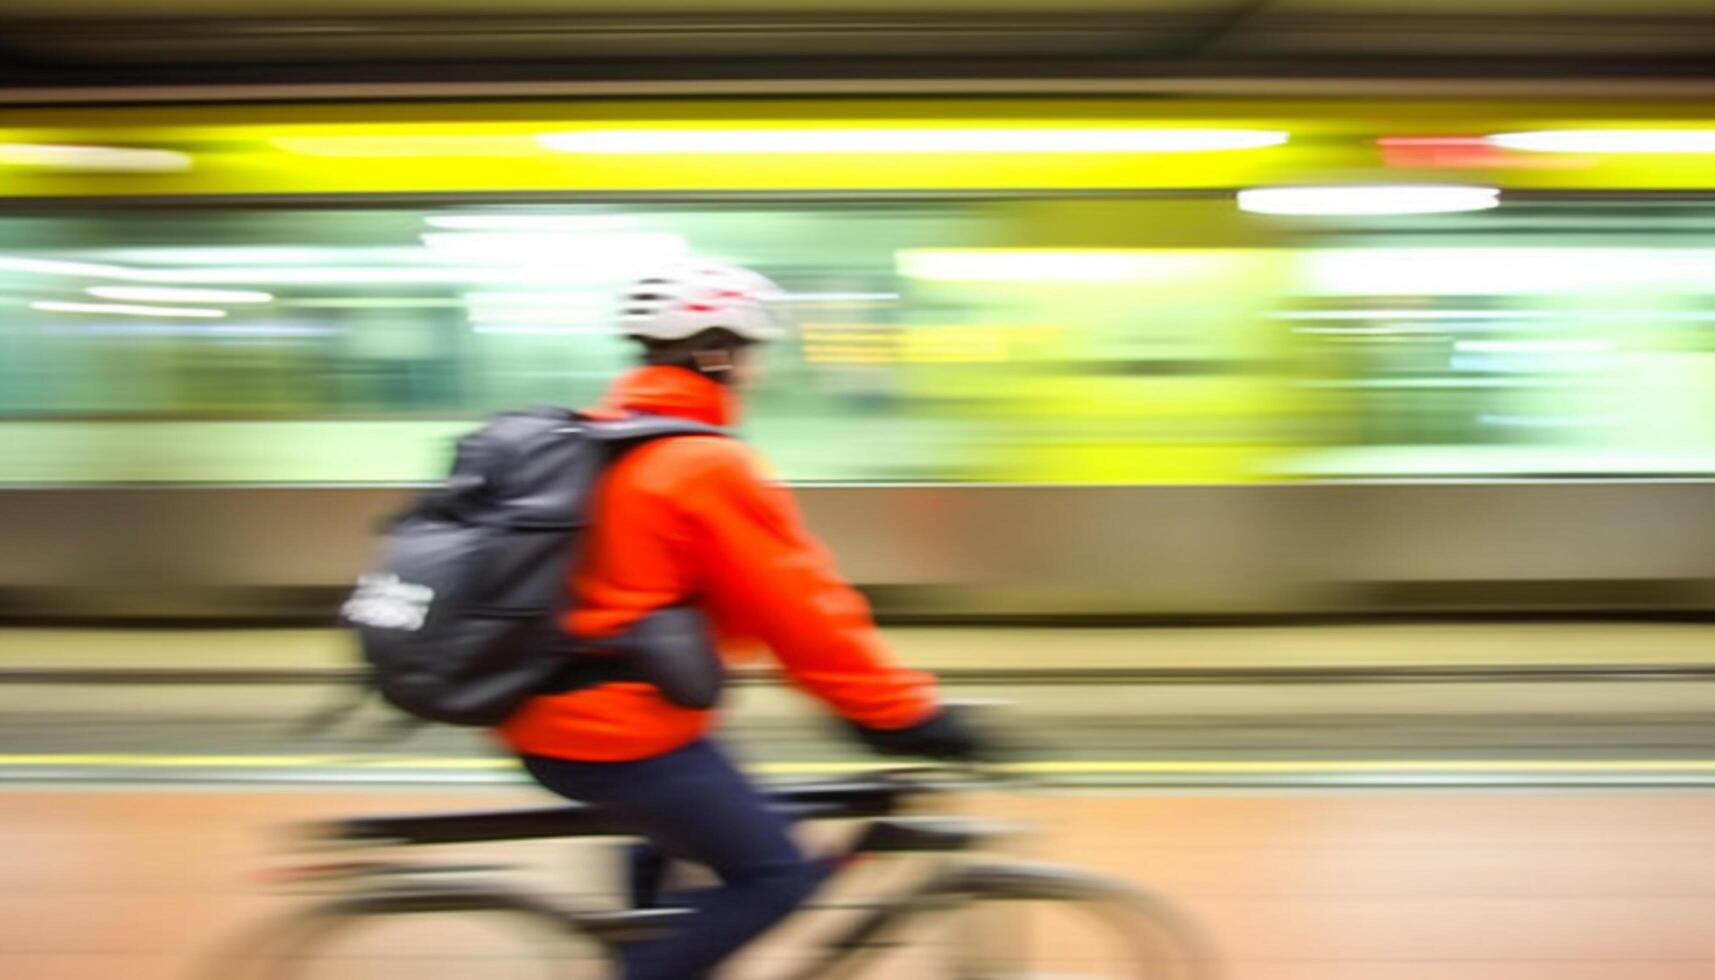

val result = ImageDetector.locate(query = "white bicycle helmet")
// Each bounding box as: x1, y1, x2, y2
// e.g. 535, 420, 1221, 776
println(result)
618, 261, 786, 343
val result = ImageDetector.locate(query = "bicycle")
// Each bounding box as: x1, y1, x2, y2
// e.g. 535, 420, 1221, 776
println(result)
201, 765, 1218, 979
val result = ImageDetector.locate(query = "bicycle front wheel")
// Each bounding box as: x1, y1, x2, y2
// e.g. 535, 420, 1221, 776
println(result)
880, 861, 1217, 980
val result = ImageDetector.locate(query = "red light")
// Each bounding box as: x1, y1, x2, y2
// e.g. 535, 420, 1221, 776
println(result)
1378, 136, 1500, 169
1378, 136, 1592, 170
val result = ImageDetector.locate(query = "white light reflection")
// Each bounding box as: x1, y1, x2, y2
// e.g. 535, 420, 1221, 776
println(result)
0, 255, 148, 280
424, 214, 641, 231
1479, 414, 1625, 429
0, 143, 191, 173
88, 286, 274, 304
1487, 130, 1715, 154
31, 301, 226, 319
1238, 185, 1500, 216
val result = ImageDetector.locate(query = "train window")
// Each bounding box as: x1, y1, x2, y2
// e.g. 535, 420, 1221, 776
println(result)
1279, 199, 1715, 478
0, 204, 1006, 483
1, 197, 1712, 484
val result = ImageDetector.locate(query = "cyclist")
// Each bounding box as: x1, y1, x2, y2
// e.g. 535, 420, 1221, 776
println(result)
499, 261, 982, 980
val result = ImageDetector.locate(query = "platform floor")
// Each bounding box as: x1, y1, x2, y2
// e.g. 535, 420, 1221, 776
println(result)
4, 784, 1714, 980
4, 623, 1715, 977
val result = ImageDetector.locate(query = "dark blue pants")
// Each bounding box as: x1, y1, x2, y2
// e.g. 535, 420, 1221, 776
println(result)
521, 741, 830, 980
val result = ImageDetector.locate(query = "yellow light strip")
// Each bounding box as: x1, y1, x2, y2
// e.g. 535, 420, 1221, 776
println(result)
538, 128, 1288, 155
4, 754, 1715, 776
272, 135, 542, 158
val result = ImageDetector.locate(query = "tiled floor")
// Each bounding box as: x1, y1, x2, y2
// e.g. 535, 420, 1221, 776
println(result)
3, 785, 1713, 978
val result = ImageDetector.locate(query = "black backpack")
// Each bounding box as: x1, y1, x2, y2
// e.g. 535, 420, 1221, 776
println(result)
340, 407, 722, 726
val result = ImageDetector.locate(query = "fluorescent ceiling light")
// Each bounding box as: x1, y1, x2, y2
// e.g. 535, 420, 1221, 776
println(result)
31, 300, 227, 319
424, 214, 640, 231
0, 143, 191, 173
1487, 130, 1715, 154
88, 285, 273, 304
1238, 185, 1500, 216
0, 255, 150, 280
539, 128, 1288, 154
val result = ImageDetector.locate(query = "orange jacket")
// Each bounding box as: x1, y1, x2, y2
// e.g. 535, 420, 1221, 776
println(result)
499, 365, 938, 761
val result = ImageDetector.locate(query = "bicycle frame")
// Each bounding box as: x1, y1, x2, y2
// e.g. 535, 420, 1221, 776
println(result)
256, 771, 1016, 960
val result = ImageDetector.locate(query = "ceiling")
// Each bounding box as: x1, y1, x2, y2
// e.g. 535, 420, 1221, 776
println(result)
2, 0, 1714, 100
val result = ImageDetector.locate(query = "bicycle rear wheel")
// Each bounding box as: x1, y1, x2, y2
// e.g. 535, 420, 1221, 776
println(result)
208, 887, 616, 980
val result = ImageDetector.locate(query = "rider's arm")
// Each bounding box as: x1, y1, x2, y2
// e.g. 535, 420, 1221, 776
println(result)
673, 441, 940, 731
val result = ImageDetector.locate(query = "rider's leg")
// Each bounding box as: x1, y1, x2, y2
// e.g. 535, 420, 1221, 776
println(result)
626, 841, 669, 909
522, 740, 831, 980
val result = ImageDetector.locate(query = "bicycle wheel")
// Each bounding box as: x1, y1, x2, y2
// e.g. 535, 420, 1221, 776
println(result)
835, 861, 1218, 980
206, 886, 618, 980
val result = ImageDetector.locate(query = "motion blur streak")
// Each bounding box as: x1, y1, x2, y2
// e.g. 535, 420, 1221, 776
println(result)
6, 196, 1715, 485
3, 98, 1715, 619
4, 4, 1715, 978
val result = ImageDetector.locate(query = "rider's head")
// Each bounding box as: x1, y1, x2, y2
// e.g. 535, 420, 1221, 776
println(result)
617, 261, 785, 388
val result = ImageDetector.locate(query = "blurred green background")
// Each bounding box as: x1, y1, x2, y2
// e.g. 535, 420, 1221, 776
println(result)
4, 196, 1715, 485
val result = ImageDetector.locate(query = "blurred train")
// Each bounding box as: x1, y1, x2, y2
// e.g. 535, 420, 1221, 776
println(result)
3, 96, 1715, 619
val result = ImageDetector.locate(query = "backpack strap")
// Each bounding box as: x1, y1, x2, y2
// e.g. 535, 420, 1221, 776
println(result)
581, 414, 728, 444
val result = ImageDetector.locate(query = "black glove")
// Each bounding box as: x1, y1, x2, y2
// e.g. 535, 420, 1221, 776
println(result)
847, 705, 985, 762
